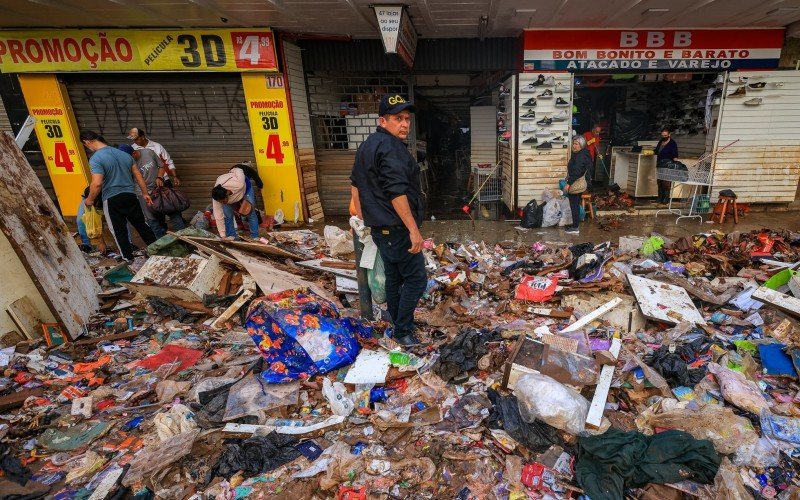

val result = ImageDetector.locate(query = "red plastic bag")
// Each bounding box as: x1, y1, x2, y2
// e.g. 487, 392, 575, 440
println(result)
515, 275, 559, 302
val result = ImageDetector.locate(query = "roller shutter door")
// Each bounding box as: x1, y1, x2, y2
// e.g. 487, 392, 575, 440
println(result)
64, 73, 254, 215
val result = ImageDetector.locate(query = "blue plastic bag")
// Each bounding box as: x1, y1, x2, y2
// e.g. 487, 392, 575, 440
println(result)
246, 288, 372, 383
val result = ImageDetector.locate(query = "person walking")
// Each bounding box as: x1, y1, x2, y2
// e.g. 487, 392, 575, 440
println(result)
80, 131, 156, 261
655, 127, 679, 205
211, 166, 260, 240
564, 136, 592, 235
350, 93, 426, 346
127, 127, 181, 187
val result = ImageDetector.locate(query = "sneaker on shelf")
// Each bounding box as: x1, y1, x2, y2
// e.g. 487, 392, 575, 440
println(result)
498, 136, 509, 143
728, 76, 748, 84
536, 141, 553, 150
522, 136, 538, 145
497, 127, 507, 133
555, 97, 570, 107
551, 135, 567, 144
520, 123, 537, 133
747, 82, 766, 90
543, 75, 556, 86
535, 128, 553, 137
501, 131, 512, 138
727, 86, 746, 97
521, 75, 545, 92
536, 116, 553, 126
744, 97, 763, 106
497, 110, 508, 116
533, 74, 546, 85
499, 86, 510, 97
537, 89, 554, 99
552, 110, 569, 121
555, 82, 571, 93
520, 110, 537, 120
521, 98, 537, 107
769, 81, 784, 88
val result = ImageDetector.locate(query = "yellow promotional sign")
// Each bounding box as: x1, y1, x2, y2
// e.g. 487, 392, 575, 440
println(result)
0, 29, 277, 72
241, 73, 304, 221
18, 74, 89, 216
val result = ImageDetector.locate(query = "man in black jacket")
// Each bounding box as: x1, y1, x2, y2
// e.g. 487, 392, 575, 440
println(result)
350, 94, 426, 346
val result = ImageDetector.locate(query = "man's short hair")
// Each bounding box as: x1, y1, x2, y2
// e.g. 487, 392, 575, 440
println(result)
211, 184, 228, 201
79, 130, 105, 143
127, 127, 147, 140
661, 127, 671, 133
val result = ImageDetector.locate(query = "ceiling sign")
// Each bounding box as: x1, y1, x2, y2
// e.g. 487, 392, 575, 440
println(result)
0, 29, 278, 72
374, 5, 418, 68
522, 29, 784, 72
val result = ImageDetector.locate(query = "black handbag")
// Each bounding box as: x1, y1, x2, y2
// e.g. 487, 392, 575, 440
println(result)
150, 186, 191, 215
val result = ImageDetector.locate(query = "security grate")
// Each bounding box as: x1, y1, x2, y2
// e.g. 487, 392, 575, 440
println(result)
307, 73, 409, 150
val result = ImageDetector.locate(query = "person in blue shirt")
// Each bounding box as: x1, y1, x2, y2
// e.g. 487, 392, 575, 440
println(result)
80, 131, 156, 261
655, 128, 679, 205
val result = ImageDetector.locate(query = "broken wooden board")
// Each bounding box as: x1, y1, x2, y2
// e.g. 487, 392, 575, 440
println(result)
627, 274, 706, 325
228, 249, 332, 300
586, 338, 622, 430
0, 134, 100, 339
211, 290, 255, 329
561, 293, 645, 334
335, 276, 359, 294
6, 296, 43, 340
168, 232, 241, 267
527, 307, 574, 319
502, 336, 544, 390
648, 272, 739, 306
123, 255, 225, 302
297, 259, 357, 279
0, 387, 45, 411
187, 236, 303, 260
560, 297, 623, 332
753, 286, 800, 319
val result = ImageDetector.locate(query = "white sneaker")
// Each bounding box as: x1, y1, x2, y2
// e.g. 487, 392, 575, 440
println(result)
555, 82, 571, 93
744, 97, 762, 106
520, 83, 538, 93
552, 110, 569, 121
520, 123, 537, 133
543, 76, 556, 86
535, 128, 553, 137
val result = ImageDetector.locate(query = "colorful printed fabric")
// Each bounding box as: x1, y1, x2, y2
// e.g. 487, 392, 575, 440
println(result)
246, 288, 371, 383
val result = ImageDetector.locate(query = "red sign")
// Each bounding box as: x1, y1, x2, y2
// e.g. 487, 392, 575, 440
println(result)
523, 29, 784, 72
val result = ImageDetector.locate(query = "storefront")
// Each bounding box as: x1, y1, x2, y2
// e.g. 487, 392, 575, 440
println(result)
508, 28, 797, 211
0, 29, 315, 221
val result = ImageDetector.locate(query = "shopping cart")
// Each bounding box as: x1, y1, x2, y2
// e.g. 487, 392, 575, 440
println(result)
655, 139, 739, 223
463, 163, 502, 220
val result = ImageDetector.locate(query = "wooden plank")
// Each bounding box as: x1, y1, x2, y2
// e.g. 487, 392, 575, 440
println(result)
169, 232, 241, 267
184, 236, 303, 260
0, 387, 45, 411
211, 289, 255, 329
229, 249, 332, 300
753, 287, 800, 318
559, 297, 623, 332
6, 296, 43, 340
0, 134, 100, 339
585, 338, 622, 430
297, 259, 357, 279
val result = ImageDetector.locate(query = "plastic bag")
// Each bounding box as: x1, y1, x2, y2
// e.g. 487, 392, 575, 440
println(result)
541, 198, 562, 228
646, 405, 758, 456
322, 378, 355, 416
368, 251, 387, 304
150, 186, 191, 215
559, 198, 572, 226
324, 225, 354, 256
708, 362, 770, 415
153, 404, 197, 442
246, 288, 370, 383
81, 206, 103, 239
515, 372, 590, 434
714, 457, 753, 500
520, 200, 544, 229
515, 275, 559, 302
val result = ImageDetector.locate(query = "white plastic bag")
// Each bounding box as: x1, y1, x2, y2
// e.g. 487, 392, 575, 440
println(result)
515, 372, 590, 434
324, 225, 354, 257
541, 198, 562, 228
322, 377, 355, 416
559, 197, 573, 227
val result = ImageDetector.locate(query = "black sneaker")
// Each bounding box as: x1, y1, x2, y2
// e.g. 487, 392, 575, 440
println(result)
521, 98, 537, 107
536, 141, 552, 149
555, 97, 570, 107
538, 89, 553, 99
522, 136, 538, 145
536, 117, 552, 126
394, 333, 421, 346
520, 110, 536, 120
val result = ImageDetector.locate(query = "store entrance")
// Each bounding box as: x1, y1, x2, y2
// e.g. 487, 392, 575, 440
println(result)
571, 73, 722, 195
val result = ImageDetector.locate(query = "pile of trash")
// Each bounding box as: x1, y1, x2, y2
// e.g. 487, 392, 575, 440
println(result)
2, 225, 800, 499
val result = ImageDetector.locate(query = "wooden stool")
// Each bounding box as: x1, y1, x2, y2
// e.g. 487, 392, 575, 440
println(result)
711, 195, 739, 224
581, 193, 596, 220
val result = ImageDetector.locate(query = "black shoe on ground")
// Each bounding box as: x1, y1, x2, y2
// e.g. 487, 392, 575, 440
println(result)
394, 333, 421, 346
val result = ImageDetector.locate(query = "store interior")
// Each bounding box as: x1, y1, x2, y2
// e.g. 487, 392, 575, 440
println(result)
570, 73, 722, 189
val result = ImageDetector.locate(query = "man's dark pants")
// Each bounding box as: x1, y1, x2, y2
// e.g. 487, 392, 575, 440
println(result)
104, 192, 157, 260
371, 226, 427, 338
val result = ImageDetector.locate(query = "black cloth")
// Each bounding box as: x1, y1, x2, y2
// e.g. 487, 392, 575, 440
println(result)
104, 192, 156, 260
576, 429, 720, 500
647, 337, 712, 387
486, 389, 567, 454
566, 148, 592, 185
567, 192, 581, 230
655, 138, 679, 162
208, 432, 301, 481
350, 127, 423, 228
371, 226, 427, 338
0, 443, 31, 486
433, 328, 498, 383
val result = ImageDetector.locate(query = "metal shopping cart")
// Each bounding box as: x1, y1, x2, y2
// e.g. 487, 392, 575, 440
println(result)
655, 139, 739, 223
463, 163, 502, 220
